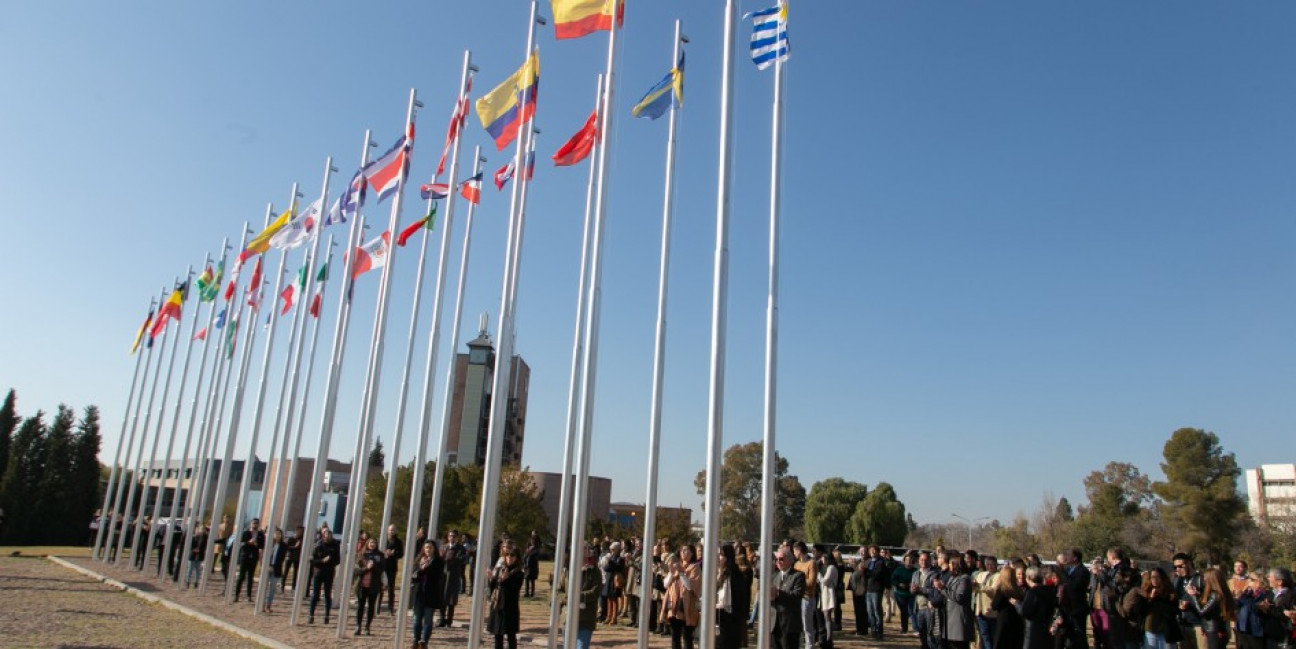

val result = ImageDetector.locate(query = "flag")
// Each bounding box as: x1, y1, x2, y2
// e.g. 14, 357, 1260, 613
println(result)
437, 75, 474, 176
396, 202, 437, 247
476, 51, 540, 151
459, 173, 483, 205
269, 197, 321, 250
420, 183, 449, 200
194, 327, 208, 341
245, 258, 264, 311
363, 127, 414, 204
225, 313, 240, 359
316, 262, 329, 282
551, 0, 624, 40
238, 207, 296, 264
130, 308, 154, 354
280, 285, 295, 315
552, 110, 599, 166
149, 286, 184, 339
223, 259, 240, 302
632, 51, 685, 120
523, 148, 535, 181
214, 308, 227, 329
494, 160, 516, 191
350, 232, 392, 280
746, 4, 789, 70
309, 292, 322, 318
197, 260, 224, 302
329, 170, 366, 227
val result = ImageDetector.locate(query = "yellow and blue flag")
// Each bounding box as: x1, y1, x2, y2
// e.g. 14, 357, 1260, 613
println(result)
631, 52, 685, 121
475, 51, 540, 151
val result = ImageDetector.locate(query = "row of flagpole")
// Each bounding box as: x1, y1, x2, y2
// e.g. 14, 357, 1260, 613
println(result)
93, 2, 791, 648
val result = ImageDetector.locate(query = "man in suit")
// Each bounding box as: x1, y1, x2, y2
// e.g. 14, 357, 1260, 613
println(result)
1059, 548, 1092, 649
770, 548, 807, 649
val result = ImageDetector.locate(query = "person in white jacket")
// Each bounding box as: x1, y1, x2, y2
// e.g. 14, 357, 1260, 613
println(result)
819, 551, 839, 649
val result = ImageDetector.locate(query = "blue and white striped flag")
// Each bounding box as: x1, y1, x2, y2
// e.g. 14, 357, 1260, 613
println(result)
745, 4, 789, 70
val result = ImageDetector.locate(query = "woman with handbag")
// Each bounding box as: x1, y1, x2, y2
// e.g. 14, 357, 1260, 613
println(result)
487, 545, 525, 649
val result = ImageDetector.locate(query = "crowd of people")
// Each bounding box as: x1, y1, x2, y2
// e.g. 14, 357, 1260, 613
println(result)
96, 515, 1296, 649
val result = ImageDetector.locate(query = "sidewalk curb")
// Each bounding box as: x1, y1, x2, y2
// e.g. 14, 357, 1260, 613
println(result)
47, 556, 294, 649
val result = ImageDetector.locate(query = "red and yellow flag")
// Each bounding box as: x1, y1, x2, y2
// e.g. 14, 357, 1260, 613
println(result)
551, 0, 624, 40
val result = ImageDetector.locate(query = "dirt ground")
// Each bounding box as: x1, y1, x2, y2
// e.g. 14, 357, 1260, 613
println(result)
29, 550, 924, 648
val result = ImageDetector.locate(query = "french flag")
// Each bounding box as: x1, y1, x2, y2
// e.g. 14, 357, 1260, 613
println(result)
459, 173, 483, 205
494, 160, 516, 191
363, 127, 413, 204
420, 183, 449, 200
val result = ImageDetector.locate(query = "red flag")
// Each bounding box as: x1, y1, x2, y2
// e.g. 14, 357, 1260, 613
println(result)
245, 258, 264, 310
280, 284, 295, 315
459, 174, 483, 205
309, 292, 322, 318
194, 327, 208, 341
437, 75, 474, 176
552, 110, 599, 167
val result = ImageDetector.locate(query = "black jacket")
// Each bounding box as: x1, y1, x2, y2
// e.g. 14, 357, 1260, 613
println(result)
311, 538, 341, 577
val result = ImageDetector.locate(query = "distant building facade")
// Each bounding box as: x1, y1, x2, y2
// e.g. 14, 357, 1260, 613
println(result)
1245, 463, 1296, 526
528, 471, 611, 539
446, 317, 531, 468
608, 502, 693, 536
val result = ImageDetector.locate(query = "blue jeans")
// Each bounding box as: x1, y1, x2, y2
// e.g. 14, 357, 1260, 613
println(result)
264, 573, 278, 607
575, 627, 594, 649
185, 559, 202, 586
978, 615, 997, 649
916, 606, 934, 649
867, 592, 884, 635
801, 597, 817, 649
1145, 632, 1168, 649
413, 604, 434, 642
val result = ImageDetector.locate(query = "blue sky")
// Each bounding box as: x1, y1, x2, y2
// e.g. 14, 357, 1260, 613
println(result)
3, 1, 1295, 532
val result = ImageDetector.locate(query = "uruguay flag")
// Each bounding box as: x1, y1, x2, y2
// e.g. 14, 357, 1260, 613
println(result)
363, 128, 413, 204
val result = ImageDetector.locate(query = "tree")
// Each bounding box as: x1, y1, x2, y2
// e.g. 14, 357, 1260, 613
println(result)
361, 461, 414, 539
439, 464, 484, 538
804, 478, 867, 543
70, 406, 103, 544
493, 467, 550, 542
1152, 427, 1247, 563
993, 514, 1036, 560
848, 482, 908, 547
0, 389, 16, 481
0, 412, 46, 543
368, 437, 386, 473
694, 442, 806, 542
38, 406, 78, 544
1033, 492, 1075, 558
1071, 461, 1154, 558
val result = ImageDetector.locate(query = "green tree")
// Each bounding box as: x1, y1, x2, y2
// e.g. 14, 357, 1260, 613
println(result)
0, 389, 16, 482
1070, 461, 1153, 558
361, 461, 413, 539
694, 442, 806, 542
438, 464, 484, 538
993, 514, 1036, 560
70, 406, 103, 544
368, 437, 385, 472
38, 406, 78, 544
804, 478, 868, 543
1152, 427, 1247, 563
848, 482, 908, 546
0, 412, 46, 543
494, 467, 549, 541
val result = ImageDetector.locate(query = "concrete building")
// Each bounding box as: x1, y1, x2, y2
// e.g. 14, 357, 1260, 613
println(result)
608, 502, 694, 537
1245, 463, 1296, 526
135, 457, 266, 522
528, 471, 611, 539
446, 318, 530, 468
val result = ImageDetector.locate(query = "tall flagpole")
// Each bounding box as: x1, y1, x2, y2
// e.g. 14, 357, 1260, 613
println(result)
179, 226, 249, 578
336, 89, 421, 638
256, 159, 335, 613
391, 52, 475, 649
288, 129, 376, 626
225, 184, 301, 603
93, 295, 154, 561
201, 202, 276, 594
758, 2, 787, 648
702, 0, 739, 647
165, 243, 229, 585
124, 274, 189, 570
145, 263, 206, 577
637, 20, 687, 643
547, 73, 603, 649
110, 288, 168, 564
564, 1, 624, 642
470, 4, 544, 647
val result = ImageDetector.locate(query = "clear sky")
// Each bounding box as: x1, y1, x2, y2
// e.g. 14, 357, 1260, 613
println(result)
3, 1, 1295, 532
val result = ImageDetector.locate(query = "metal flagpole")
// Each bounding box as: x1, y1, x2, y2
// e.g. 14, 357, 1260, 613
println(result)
758, 2, 787, 648
200, 202, 277, 594
180, 225, 249, 584
335, 90, 422, 638
637, 20, 687, 643
256, 159, 335, 613
225, 185, 301, 604
546, 73, 602, 649
392, 53, 475, 649
470, 3, 543, 646
287, 128, 376, 626
110, 289, 167, 565
93, 295, 154, 561
125, 274, 190, 571
703, 1, 739, 646
144, 262, 207, 578
564, 1, 624, 642
165, 241, 229, 586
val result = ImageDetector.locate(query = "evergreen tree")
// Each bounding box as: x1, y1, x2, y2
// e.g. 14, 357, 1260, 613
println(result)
0, 389, 16, 484
804, 478, 868, 544
0, 412, 46, 544
368, 437, 385, 472
1153, 427, 1247, 563
70, 406, 103, 545
38, 406, 77, 544
848, 482, 909, 547
693, 442, 806, 542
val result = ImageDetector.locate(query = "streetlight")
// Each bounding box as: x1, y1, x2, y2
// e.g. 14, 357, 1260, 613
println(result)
951, 513, 989, 550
